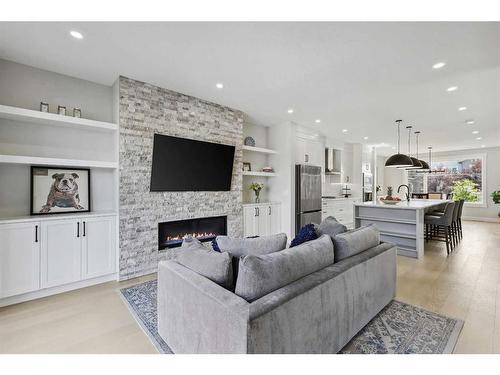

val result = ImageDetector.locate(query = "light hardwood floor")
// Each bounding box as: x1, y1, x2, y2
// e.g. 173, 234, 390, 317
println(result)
1, 220, 499, 354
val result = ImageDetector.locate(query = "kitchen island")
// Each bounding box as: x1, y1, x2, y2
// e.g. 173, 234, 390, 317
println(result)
354, 200, 449, 258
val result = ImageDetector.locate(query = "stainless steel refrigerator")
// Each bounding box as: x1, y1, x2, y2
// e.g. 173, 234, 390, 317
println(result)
295, 164, 322, 234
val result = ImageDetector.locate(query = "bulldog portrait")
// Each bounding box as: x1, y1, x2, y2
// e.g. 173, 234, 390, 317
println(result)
32, 167, 90, 215
40, 173, 85, 213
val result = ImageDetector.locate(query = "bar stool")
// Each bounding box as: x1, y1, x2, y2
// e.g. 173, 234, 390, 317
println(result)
412, 193, 429, 199
428, 192, 443, 199
430, 199, 464, 246
425, 201, 456, 254
456, 199, 465, 240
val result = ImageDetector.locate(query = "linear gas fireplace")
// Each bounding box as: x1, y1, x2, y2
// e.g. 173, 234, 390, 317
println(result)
158, 215, 227, 250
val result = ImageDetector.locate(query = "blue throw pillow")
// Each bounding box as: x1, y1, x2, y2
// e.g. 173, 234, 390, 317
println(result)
290, 223, 318, 247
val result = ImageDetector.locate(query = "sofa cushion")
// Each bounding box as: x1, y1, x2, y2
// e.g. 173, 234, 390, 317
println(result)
177, 237, 233, 289
332, 224, 380, 262
290, 223, 318, 247
316, 216, 347, 239
235, 234, 334, 301
215, 233, 287, 258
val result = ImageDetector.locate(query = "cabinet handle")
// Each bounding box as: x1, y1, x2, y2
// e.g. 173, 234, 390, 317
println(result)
256, 207, 260, 216
77, 222, 80, 238
83, 221, 86, 237
35, 225, 38, 243
305, 154, 309, 163
268, 206, 271, 215
254, 207, 258, 217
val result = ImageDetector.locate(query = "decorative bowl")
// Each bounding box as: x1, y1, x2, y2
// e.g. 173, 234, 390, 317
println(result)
380, 198, 401, 205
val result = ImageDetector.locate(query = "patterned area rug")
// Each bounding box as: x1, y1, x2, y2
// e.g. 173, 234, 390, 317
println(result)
120, 280, 463, 354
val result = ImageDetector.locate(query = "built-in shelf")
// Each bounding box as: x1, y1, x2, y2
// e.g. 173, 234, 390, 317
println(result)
242, 145, 278, 154
0, 154, 118, 169
0, 104, 118, 132
355, 215, 416, 225
242, 171, 277, 177
0, 210, 118, 224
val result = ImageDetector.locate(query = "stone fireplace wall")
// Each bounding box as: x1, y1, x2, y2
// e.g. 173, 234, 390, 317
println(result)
119, 76, 243, 279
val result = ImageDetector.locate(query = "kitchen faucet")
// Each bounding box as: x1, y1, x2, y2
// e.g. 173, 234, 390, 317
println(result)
397, 184, 410, 202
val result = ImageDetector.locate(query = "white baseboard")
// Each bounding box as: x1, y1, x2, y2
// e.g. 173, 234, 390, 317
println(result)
0, 273, 118, 308
462, 216, 500, 223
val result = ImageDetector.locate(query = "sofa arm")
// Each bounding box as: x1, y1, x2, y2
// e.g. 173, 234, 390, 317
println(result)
157, 260, 249, 353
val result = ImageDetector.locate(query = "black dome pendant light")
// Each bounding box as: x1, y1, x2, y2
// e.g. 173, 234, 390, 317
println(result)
415, 131, 430, 171
385, 120, 413, 168
400, 125, 423, 169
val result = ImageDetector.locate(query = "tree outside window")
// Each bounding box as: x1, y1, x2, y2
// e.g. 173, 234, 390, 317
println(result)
407, 156, 484, 203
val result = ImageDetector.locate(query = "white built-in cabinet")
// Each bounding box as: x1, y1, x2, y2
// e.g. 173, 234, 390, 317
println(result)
243, 202, 281, 237
321, 198, 361, 229
0, 222, 41, 298
295, 136, 323, 167
0, 213, 116, 301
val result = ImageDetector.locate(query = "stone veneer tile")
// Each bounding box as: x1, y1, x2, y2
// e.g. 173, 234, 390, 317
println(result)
119, 76, 243, 279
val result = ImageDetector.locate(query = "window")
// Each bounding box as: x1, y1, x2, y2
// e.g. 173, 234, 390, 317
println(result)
407, 154, 485, 205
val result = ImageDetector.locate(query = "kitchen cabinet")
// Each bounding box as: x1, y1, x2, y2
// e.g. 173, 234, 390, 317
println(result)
321, 198, 361, 229
243, 202, 281, 237
0, 222, 41, 298
295, 137, 323, 167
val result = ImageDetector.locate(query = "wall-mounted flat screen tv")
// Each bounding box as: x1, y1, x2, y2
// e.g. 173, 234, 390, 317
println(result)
150, 134, 235, 191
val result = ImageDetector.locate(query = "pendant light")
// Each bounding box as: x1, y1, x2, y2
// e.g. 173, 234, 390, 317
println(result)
418, 146, 432, 173
416, 132, 430, 171
385, 120, 413, 168
400, 125, 423, 169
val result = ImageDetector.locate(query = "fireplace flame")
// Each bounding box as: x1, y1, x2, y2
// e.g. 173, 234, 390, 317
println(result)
166, 232, 217, 242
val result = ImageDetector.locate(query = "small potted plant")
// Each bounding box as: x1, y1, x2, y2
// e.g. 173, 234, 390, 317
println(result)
250, 182, 264, 203
491, 191, 500, 204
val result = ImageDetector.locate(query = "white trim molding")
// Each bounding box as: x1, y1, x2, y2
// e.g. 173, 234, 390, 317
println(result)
462, 216, 499, 223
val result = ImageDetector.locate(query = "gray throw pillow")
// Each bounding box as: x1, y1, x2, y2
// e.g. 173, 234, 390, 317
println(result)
177, 237, 233, 289
333, 224, 380, 262
215, 233, 287, 257
234, 234, 334, 301
317, 216, 347, 238
215, 233, 288, 287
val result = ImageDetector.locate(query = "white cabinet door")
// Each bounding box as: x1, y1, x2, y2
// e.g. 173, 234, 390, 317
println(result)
295, 137, 308, 164
268, 203, 281, 235
307, 142, 324, 167
0, 222, 40, 298
82, 216, 116, 279
257, 206, 270, 236
41, 219, 82, 288
243, 206, 259, 237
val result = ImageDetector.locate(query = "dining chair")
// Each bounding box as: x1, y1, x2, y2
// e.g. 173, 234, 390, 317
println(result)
428, 192, 443, 199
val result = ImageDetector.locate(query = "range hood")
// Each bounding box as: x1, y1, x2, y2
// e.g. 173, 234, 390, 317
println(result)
325, 148, 341, 175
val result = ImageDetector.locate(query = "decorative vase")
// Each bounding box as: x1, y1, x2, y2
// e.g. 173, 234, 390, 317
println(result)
254, 191, 260, 203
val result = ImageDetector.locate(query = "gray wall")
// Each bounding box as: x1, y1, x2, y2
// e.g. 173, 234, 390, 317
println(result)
119, 76, 243, 279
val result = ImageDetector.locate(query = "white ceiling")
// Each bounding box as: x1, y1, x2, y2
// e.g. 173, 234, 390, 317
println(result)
0, 22, 499, 155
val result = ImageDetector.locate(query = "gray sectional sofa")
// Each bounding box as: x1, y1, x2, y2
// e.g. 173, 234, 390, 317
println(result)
157, 222, 397, 354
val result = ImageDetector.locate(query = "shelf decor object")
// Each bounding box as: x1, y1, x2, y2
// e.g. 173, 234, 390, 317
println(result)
40, 102, 49, 113
244, 136, 256, 147
242, 171, 277, 177
30, 166, 91, 215
57, 105, 66, 116
385, 120, 414, 168
243, 162, 251, 172
250, 182, 264, 203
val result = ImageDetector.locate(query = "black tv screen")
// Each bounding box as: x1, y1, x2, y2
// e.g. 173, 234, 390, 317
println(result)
150, 134, 235, 192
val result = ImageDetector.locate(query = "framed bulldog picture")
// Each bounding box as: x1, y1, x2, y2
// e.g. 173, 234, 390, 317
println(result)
31, 166, 91, 215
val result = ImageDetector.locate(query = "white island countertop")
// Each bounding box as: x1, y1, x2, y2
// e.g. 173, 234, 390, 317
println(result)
354, 199, 449, 210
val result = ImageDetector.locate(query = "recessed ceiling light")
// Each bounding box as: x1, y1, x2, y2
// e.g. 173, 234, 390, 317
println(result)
315, 119, 321, 123
70, 30, 83, 39
481, 145, 486, 148
466, 120, 475, 125
472, 130, 479, 134
287, 109, 294, 114
432, 62, 446, 69
391, 146, 396, 150
342, 129, 348, 133
363, 136, 369, 140
458, 106, 467, 111
215, 83, 224, 89
447, 86, 458, 92
476, 137, 482, 140
313, 133, 319, 137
